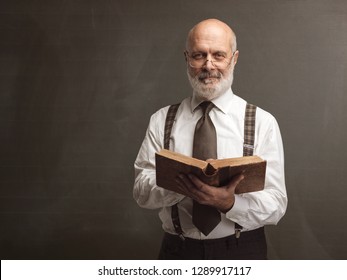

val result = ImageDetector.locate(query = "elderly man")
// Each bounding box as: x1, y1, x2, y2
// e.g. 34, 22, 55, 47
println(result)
133, 19, 287, 259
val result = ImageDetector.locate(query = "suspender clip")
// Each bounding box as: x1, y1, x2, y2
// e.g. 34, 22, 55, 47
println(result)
235, 228, 241, 247
243, 144, 254, 150
235, 222, 242, 241
235, 228, 241, 239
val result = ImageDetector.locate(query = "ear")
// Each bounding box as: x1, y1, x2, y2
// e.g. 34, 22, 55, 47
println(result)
184, 51, 188, 62
233, 50, 239, 66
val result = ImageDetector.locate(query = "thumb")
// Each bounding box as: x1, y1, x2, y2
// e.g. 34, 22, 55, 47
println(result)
226, 173, 245, 191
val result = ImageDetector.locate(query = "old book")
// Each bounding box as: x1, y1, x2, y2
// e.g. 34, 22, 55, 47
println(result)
155, 149, 266, 194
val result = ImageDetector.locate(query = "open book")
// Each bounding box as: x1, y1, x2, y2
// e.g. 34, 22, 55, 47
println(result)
155, 149, 266, 194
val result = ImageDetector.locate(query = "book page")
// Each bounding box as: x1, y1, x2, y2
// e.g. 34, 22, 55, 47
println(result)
210, 155, 264, 169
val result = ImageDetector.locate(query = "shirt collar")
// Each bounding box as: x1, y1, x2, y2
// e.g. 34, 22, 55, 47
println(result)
190, 88, 234, 114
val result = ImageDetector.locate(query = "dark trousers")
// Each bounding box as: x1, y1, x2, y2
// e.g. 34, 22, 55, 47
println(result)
158, 227, 267, 260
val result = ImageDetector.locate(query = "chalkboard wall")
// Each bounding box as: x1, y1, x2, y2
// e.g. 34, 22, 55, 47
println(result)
1, 0, 347, 259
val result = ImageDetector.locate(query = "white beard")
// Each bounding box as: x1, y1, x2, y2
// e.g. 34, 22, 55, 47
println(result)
187, 65, 234, 101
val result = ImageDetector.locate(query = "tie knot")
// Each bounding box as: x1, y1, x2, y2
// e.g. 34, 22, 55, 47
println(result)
199, 101, 214, 115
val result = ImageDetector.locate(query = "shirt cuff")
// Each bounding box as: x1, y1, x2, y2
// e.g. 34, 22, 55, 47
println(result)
225, 195, 249, 221
164, 191, 185, 206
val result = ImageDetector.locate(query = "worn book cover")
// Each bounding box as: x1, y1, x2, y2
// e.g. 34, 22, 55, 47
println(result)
155, 149, 266, 194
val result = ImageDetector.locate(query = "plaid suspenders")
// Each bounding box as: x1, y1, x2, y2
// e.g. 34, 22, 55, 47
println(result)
163, 102, 257, 238
236, 103, 257, 237
163, 104, 184, 237
243, 103, 257, 156
164, 104, 181, 150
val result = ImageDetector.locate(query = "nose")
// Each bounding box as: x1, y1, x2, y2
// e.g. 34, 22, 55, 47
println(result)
203, 59, 215, 71
202, 54, 216, 70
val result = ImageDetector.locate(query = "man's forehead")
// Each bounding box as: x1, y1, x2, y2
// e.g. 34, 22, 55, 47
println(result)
188, 31, 231, 52
191, 23, 229, 39
187, 21, 233, 51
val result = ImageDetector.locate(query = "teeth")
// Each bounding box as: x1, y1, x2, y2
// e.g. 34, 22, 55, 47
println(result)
204, 78, 213, 84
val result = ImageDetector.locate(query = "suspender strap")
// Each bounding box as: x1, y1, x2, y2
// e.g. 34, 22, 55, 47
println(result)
243, 103, 257, 156
164, 102, 257, 238
164, 104, 180, 150
235, 103, 257, 238
164, 104, 184, 237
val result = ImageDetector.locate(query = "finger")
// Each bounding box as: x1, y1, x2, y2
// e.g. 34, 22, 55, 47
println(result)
187, 174, 232, 206
180, 174, 211, 202
176, 174, 201, 200
187, 174, 215, 198
226, 173, 245, 190
187, 174, 209, 192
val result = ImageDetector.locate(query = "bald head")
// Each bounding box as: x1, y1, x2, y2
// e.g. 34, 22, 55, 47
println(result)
186, 19, 237, 52
184, 19, 239, 101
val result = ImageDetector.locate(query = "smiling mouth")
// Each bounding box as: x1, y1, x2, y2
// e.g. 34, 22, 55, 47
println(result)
198, 71, 221, 84
200, 77, 219, 84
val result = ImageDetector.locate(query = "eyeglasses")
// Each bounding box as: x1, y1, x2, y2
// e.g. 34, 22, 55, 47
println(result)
185, 50, 236, 69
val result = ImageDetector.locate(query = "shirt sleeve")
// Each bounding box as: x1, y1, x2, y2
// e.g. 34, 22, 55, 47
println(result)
133, 108, 185, 209
225, 115, 288, 230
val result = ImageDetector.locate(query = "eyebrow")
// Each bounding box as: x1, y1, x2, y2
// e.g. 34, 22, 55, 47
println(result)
191, 50, 228, 55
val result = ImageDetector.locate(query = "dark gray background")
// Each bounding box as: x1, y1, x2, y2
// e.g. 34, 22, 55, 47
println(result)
1, 0, 346, 259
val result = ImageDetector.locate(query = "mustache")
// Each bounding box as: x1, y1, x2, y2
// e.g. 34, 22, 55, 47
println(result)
198, 71, 222, 80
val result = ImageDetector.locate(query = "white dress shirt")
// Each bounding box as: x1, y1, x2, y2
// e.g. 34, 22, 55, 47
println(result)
133, 89, 287, 240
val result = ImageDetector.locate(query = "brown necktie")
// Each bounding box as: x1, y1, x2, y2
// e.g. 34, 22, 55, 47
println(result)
192, 101, 221, 235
